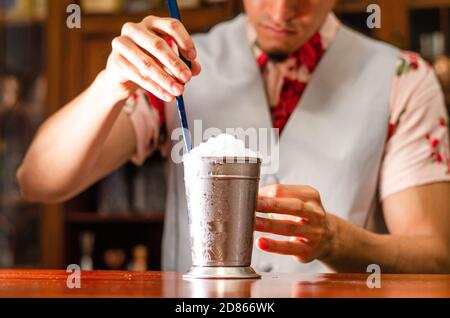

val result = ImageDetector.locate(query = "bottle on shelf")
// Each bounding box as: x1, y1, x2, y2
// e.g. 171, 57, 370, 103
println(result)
79, 231, 95, 270
104, 248, 126, 270
0, 215, 14, 268
128, 244, 148, 272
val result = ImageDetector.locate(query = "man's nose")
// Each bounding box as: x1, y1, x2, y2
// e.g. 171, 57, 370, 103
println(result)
270, 0, 297, 24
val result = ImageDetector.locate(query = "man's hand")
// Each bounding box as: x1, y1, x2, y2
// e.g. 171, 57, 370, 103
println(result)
255, 183, 450, 273
103, 15, 202, 101
255, 184, 333, 263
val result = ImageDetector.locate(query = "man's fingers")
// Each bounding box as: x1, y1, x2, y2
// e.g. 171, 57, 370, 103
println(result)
112, 36, 184, 96
257, 197, 321, 223
121, 22, 192, 84
143, 16, 202, 76
190, 60, 202, 76
144, 16, 197, 60
255, 217, 317, 239
259, 184, 321, 202
256, 237, 309, 257
113, 53, 174, 102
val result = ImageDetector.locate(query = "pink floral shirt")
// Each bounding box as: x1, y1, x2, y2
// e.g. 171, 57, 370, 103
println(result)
126, 13, 450, 201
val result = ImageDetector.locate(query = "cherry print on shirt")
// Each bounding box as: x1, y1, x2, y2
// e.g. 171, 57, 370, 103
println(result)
397, 53, 420, 77
387, 107, 407, 140
425, 117, 450, 174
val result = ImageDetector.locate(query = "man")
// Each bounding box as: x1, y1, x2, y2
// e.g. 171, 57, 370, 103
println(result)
17, 0, 450, 273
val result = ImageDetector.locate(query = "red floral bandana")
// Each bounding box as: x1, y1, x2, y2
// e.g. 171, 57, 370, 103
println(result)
257, 32, 324, 132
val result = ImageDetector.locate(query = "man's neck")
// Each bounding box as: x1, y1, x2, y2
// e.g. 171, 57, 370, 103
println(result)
267, 52, 290, 62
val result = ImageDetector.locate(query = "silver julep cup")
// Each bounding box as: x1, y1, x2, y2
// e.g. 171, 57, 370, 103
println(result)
183, 156, 261, 279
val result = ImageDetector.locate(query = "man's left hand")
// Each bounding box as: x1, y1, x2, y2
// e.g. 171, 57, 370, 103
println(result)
255, 184, 333, 263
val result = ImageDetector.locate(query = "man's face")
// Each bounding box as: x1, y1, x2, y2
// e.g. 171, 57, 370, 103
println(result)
244, 0, 336, 54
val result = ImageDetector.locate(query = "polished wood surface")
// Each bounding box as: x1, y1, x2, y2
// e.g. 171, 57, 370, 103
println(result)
0, 270, 448, 298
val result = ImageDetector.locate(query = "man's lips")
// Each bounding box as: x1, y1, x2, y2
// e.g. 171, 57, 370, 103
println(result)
261, 24, 297, 36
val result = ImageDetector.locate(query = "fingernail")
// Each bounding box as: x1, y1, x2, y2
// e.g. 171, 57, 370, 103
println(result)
259, 186, 272, 197
258, 197, 268, 210
187, 49, 196, 59
180, 69, 191, 82
163, 92, 173, 101
259, 238, 269, 250
171, 83, 184, 95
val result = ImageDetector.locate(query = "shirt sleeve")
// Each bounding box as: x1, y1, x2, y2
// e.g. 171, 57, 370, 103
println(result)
123, 88, 161, 166
379, 52, 450, 200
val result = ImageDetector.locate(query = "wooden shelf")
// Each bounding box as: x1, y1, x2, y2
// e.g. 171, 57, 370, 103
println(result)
11, 263, 43, 269
66, 211, 164, 224
0, 196, 37, 209
335, 0, 374, 13
336, 0, 450, 12
409, 0, 450, 9
0, 16, 45, 27
81, 3, 234, 33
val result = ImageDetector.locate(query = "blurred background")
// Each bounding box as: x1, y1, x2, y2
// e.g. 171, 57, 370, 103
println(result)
1, 0, 450, 271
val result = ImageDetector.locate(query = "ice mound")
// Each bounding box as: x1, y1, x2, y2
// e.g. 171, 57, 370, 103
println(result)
186, 134, 260, 158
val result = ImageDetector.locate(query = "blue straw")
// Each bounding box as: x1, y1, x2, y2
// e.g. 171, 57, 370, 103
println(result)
166, 0, 192, 153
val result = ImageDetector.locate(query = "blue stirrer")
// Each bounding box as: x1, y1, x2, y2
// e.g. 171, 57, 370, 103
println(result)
166, 0, 192, 153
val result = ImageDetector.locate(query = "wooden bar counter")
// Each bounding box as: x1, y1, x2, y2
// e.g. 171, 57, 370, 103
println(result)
0, 270, 449, 298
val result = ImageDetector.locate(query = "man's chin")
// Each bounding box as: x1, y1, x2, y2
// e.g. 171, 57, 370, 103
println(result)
261, 46, 297, 56
258, 39, 301, 55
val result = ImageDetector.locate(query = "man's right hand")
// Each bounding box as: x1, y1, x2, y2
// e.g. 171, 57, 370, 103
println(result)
103, 15, 202, 101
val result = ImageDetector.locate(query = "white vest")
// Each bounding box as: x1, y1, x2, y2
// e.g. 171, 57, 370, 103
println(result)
162, 15, 399, 273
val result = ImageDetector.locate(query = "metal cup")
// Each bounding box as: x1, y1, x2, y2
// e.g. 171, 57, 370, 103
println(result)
183, 156, 261, 279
